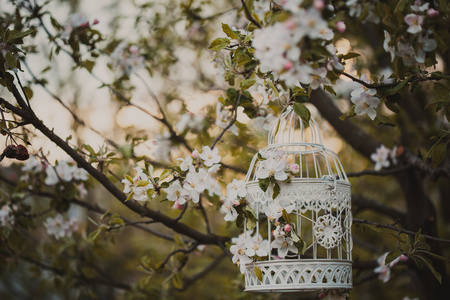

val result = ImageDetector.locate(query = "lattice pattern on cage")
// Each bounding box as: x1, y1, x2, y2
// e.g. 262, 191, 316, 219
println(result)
244, 260, 352, 292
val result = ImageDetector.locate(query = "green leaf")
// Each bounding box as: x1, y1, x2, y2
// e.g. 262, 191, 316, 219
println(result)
340, 105, 356, 121
208, 37, 230, 51
430, 142, 447, 167
415, 256, 442, 284
385, 248, 403, 265
293, 102, 311, 123
374, 115, 395, 127
281, 209, 291, 224
89, 229, 102, 242
172, 272, 183, 289
385, 101, 401, 114
254, 266, 263, 282
101, 209, 111, 221
259, 178, 270, 192
222, 23, 237, 39
159, 169, 172, 181
23, 86, 33, 100
146, 188, 154, 199
83, 144, 98, 156
323, 85, 336, 95
9, 29, 35, 41
240, 79, 256, 90
291, 230, 300, 242
4, 52, 17, 69
83, 60, 95, 72
342, 52, 361, 60
272, 182, 280, 200
385, 77, 410, 95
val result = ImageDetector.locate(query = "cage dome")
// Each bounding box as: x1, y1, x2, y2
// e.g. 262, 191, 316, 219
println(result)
242, 106, 352, 293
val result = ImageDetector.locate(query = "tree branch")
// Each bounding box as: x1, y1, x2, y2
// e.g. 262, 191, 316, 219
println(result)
352, 195, 406, 223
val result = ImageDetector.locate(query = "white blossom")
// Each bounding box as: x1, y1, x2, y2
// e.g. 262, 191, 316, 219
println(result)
220, 198, 238, 222
415, 34, 437, 64
349, 74, 380, 120
255, 157, 288, 181
110, 41, 145, 77
200, 146, 221, 167
178, 155, 193, 172
271, 236, 298, 258
374, 252, 408, 283
44, 214, 78, 239
383, 31, 396, 62
165, 181, 189, 205
404, 14, 423, 35
371, 145, 396, 171
61, 13, 90, 39
226, 179, 247, 201
21, 155, 43, 173
0, 205, 14, 227
396, 42, 416, 66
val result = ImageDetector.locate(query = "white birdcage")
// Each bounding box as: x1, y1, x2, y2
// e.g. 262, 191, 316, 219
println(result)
243, 106, 352, 292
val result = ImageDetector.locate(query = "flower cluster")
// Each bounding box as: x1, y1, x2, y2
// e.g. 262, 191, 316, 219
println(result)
252, 4, 335, 89
384, 0, 437, 66
110, 41, 145, 78
44, 213, 79, 240
345, 0, 380, 23
230, 234, 269, 274
220, 179, 246, 221
21, 157, 89, 197
271, 224, 299, 258
370, 145, 398, 171
61, 13, 98, 40
122, 165, 155, 202
45, 159, 89, 185
374, 252, 408, 282
122, 147, 222, 205
349, 74, 380, 120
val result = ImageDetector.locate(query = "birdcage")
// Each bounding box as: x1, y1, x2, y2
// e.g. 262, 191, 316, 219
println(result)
242, 106, 352, 292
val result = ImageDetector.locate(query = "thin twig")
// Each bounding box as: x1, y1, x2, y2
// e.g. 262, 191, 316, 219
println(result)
211, 92, 242, 149
156, 243, 200, 271
353, 219, 450, 244
347, 166, 410, 177
240, 0, 262, 29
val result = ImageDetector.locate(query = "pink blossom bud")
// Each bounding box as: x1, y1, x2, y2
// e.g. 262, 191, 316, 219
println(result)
129, 45, 139, 55
337, 21, 346, 33
172, 199, 182, 210
80, 22, 90, 28
427, 8, 439, 18
289, 163, 300, 173
318, 293, 327, 299
285, 20, 296, 30
313, 0, 325, 10
192, 150, 200, 158
284, 61, 293, 70
93, 19, 99, 25
284, 224, 291, 232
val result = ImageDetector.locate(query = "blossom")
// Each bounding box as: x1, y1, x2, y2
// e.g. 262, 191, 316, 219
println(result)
220, 198, 238, 221
427, 8, 439, 18
21, 155, 43, 173
349, 75, 380, 120
415, 34, 437, 63
309, 67, 330, 90
44, 214, 78, 239
371, 145, 391, 171
404, 14, 423, 35
411, 0, 429, 12
255, 157, 288, 181
336, 21, 346, 33
374, 252, 408, 282
289, 163, 300, 173
132, 184, 153, 201
199, 146, 221, 167
226, 179, 247, 200
383, 31, 396, 62
183, 167, 207, 203
165, 181, 189, 205
178, 155, 193, 172
110, 41, 145, 77
0, 205, 14, 227
244, 237, 269, 257
44, 160, 89, 185
251, 113, 277, 132
61, 13, 90, 39
396, 42, 416, 66
230, 238, 253, 274
301, 8, 334, 41
271, 236, 298, 258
